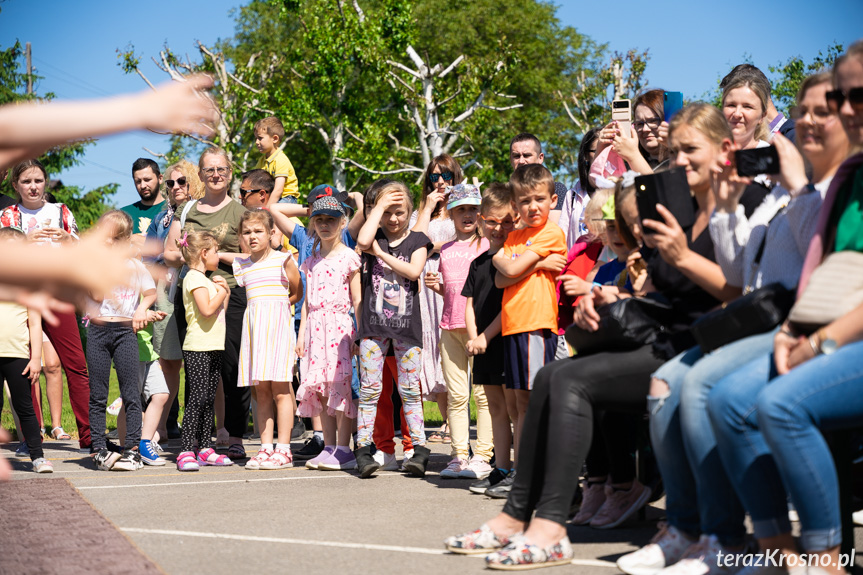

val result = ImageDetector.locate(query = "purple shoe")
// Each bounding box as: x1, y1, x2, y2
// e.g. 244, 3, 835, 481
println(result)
305, 446, 335, 470
317, 448, 358, 471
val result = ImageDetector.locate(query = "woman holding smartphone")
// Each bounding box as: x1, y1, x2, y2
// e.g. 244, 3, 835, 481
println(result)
597, 89, 669, 174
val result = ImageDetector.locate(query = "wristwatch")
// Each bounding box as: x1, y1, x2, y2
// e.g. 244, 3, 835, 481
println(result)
810, 328, 838, 356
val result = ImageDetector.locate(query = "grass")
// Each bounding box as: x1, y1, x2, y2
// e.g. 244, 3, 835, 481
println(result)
2, 368, 474, 440
1, 368, 187, 441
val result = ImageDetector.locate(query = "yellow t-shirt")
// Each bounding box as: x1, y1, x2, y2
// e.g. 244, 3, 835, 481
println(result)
256, 149, 299, 200
0, 302, 30, 359
182, 270, 226, 352
500, 220, 567, 336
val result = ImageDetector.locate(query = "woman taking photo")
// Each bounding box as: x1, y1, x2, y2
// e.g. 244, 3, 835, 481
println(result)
0, 159, 91, 452
618, 72, 850, 575
164, 148, 250, 460
444, 103, 766, 570
411, 154, 460, 442
597, 89, 669, 174
709, 41, 863, 575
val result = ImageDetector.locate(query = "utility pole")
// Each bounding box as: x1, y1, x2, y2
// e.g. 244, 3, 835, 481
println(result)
25, 42, 32, 95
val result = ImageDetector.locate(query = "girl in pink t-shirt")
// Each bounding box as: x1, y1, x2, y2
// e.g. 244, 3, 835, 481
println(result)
424, 184, 490, 480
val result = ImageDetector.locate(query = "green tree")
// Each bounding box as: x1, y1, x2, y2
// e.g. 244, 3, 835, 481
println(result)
769, 43, 843, 116
0, 41, 116, 226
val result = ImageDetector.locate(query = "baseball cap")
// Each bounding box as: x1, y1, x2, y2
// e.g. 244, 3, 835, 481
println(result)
446, 183, 482, 210
310, 195, 346, 219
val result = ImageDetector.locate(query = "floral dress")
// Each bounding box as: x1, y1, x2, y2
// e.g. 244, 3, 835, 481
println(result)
296, 248, 361, 418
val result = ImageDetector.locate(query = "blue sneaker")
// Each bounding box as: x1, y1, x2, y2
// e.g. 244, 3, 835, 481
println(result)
138, 440, 167, 466
15, 441, 29, 458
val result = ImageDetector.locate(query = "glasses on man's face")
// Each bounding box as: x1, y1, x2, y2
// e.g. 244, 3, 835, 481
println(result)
633, 117, 662, 131
825, 87, 863, 113
239, 188, 265, 198
482, 216, 514, 229
202, 166, 231, 177
790, 105, 835, 124
165, 177, 187, 188
429, 171, 454, 184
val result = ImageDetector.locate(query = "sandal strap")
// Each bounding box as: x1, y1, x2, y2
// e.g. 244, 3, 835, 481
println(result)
269, 449, 291, 464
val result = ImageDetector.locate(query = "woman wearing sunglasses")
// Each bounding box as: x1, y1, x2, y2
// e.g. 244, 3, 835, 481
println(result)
145, 160, 204, 441
412, 154, 462, 443
708, 41, 863, 575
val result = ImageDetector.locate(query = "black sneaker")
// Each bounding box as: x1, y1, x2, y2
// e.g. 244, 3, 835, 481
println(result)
166, 423, 182, 440
485, 469, 516, 499
113, 450, 141, 472
292, 435, 324, 461
291, 416, 306, 441
93, 448, 121, 471
469, 468, 508, 495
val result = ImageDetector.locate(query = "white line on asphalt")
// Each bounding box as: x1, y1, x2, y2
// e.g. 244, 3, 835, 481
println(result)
77, 474, 399, 490
119, 527, 617, 567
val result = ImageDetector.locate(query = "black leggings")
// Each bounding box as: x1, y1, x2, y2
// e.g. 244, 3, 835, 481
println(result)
0, 357, 43, 460
584, 411, 639, 483
502, 344, 665, 525
181, 350, 222, 453
87, 324, 142, 450
175, 284, 249, 439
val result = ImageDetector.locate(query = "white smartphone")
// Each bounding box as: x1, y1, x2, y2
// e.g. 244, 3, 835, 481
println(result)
612, 99, 632, 136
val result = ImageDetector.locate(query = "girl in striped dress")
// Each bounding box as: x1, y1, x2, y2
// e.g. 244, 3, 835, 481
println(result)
233, 210, 302, 470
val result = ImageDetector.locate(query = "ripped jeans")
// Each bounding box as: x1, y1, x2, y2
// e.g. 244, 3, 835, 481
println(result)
647, 328, 777, 547
357, 337, 426, 449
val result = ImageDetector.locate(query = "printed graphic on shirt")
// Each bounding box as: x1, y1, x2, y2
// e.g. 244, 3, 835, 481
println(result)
371, 259, 413, 325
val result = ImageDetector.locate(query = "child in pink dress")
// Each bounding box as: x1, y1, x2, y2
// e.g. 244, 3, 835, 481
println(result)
296, 195, 362, 471
233, 210, 302, 470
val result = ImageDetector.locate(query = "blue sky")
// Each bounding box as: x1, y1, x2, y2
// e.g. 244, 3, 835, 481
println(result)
3, 0, 862, 206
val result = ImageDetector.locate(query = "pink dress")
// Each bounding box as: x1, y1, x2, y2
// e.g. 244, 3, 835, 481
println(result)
233, 251, 296, 387
296, 247, 360, 418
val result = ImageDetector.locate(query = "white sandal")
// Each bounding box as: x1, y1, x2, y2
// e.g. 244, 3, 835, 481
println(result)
51, 427, 71, 440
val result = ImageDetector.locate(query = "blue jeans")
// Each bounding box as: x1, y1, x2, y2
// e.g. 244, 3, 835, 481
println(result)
648, 330, 775, 546
278, 195, 299, 204
709, 339, 863, 551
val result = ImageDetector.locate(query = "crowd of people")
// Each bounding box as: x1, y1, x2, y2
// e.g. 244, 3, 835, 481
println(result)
1, 39, 862, 575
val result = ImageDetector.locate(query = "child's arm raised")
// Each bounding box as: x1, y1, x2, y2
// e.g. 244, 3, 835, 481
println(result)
193, 276, 229, 318
346, 192, 367, 241
285, 256, 303, 306
356, 191, 408, 251
24, 309, 43, 386
266, 176, 287, 207
269, 203, 309, 240
371, 242, 427, 281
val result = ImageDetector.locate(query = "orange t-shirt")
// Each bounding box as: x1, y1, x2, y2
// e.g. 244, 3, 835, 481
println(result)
500, 220, 567, 336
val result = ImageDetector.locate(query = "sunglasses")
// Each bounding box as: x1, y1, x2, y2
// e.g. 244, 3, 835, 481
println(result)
429, 171, 454, 184
239, 188, 266, 198
825, 87, 863, 112
165, 177, 187, 188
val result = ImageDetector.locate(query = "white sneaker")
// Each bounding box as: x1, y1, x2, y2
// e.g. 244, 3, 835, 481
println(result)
372, 450, 399, 471
853, 509, 863, 526
32, 458, 54, 473
107, 397, 123, 416
400, 449, 414, 471
657, 534, 733, 575
617, 522, 696, 575
440, 457, 468, 479
459, 455, 492, 479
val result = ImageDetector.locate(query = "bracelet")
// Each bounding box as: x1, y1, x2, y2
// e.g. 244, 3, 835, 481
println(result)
808, 332, 822, 355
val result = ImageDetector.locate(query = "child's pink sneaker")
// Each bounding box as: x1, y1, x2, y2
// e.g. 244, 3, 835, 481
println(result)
197, 447, 233, 466
305, 446, 335, 470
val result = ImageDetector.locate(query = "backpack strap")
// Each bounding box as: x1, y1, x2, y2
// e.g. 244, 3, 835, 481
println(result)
179, 199, 198, 230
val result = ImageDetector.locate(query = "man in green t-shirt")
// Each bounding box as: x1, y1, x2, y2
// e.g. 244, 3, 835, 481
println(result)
122, 158, 167, 247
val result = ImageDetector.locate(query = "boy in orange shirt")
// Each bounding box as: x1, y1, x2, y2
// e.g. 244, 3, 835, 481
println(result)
492, 164, 566, 493
254, 116, 300, 206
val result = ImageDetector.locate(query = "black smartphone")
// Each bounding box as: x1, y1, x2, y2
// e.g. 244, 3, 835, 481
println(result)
663, 91, 684, 123
735, 146, 780, 177
635, 167, 696, 232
